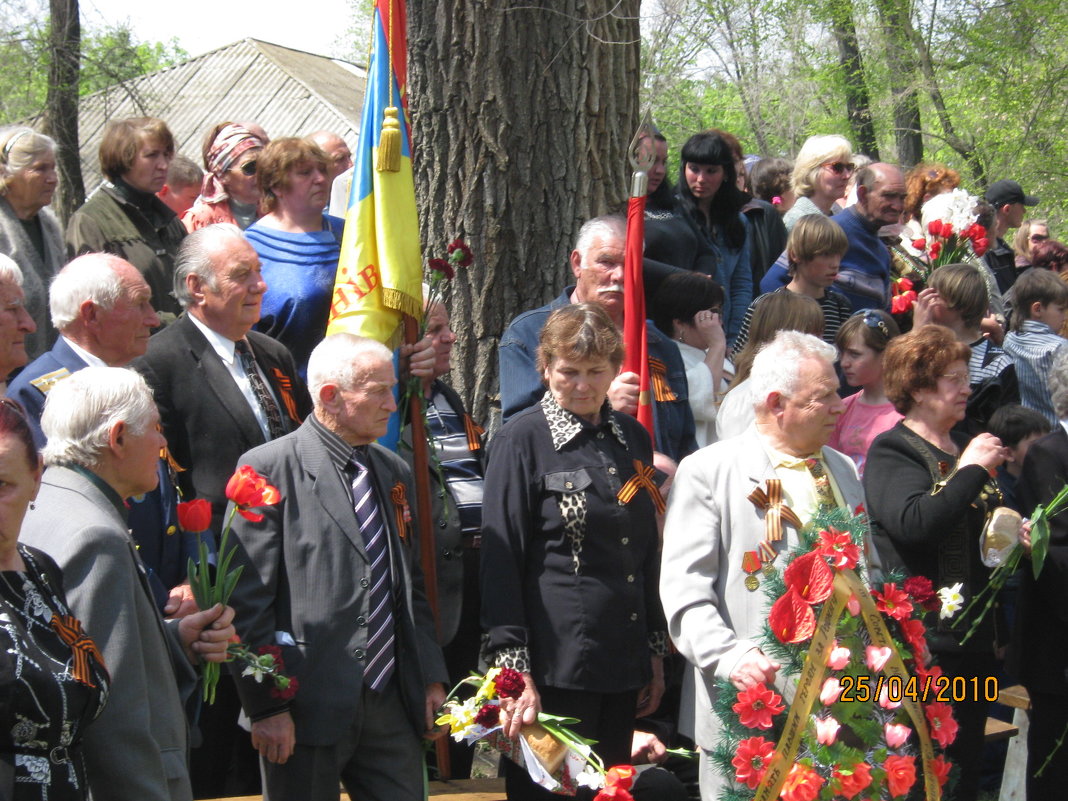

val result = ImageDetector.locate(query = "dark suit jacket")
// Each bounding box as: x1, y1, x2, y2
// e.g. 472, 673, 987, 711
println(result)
132, 313, 312, 526
1011, 427, 1068, 695
226, 420, 448, 746
21, 466, 197, 801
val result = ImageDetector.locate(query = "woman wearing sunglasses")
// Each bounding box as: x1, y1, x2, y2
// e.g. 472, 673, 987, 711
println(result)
246, 137, 343, 377
782, 134, 854, 233
182, 122, 266, 232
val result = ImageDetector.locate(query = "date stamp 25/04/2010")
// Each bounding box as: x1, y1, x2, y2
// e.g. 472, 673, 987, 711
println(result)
838, 674, 999, 704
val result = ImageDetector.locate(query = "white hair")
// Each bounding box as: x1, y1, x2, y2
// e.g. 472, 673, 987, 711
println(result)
307, 333, 393, 406
172, 223, 246, 308
0, 126, 56, 194
41, 367, 157, 468
574, 214, 626, 262
750, 331, 838, 404
49, 253, 131, 330
0, 254, 24, 287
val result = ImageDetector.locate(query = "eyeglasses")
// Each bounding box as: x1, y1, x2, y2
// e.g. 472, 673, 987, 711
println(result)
1030, 234, 1049, 242
822, 162, 855, 175
235, 160, 257, 176
940, 372, 970, 387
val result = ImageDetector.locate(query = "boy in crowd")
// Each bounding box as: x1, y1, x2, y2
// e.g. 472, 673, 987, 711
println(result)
1003, 269, 1068, 424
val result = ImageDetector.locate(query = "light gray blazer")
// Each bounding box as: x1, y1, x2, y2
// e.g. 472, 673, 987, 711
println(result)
20, 466, 196, 801
660, 426, 867, 751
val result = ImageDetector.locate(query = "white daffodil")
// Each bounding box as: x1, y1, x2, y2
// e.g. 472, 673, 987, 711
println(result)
938, 582, 964, 619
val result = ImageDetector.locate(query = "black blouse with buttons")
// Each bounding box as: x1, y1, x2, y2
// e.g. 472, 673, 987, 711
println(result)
480, 394, 668, 693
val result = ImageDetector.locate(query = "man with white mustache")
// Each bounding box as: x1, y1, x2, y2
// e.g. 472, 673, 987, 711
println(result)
499, 214, 697, 463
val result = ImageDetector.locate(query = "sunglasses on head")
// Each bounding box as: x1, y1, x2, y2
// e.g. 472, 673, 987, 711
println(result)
235, 160, 257, 176
822, 161, 855, 175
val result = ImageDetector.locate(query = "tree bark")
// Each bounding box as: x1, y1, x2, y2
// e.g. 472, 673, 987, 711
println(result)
409, 1, 639, 425
872, 0, 922, 167
41, 0, 83, 225
826, 0, 879, 159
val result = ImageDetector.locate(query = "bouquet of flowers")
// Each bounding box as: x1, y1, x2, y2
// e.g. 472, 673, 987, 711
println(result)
711, 508, 955, 801
911, 189, 989, 269
178, 465, 295, 703
436, 668, 670, 799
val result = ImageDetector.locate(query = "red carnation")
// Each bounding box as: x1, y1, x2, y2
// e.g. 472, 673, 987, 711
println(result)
780, 763, 824, 801
903, 576, 941, 612
925, 701, 959, 747
731, 736, 777, 789
834, 761, 872, 799
769, 588, 817, 644
177, 498, 212, 533
732, 683, 784, 730
494, 667, 525, 699
257, 644, 283, 661
428, 257, 454, 280
875, 583, 914, 621
226, 465, 281, 522
783, 550, 834, 603
447, 238, 474, 268
884, 754, 917, 797
475, 704, 500, 728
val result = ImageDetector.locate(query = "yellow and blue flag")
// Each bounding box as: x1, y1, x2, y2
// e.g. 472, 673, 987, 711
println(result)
327, 0, 422, 345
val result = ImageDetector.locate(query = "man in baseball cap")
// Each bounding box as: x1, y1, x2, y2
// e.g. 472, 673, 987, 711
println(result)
983, 179, 1040, 293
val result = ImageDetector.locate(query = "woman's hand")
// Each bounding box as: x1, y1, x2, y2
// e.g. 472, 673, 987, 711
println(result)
636, 656, 665, 718
958, 432, 1009, 473
499, 672, 541, 739
693, 311, 726, 354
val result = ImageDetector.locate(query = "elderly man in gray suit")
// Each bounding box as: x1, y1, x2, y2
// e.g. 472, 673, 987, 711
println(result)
226, 332, 448, 801
20, 367, 237, 801
660, 331, 871, 801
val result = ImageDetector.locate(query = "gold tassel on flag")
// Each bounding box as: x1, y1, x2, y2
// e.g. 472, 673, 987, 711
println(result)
377, 107, 401, 172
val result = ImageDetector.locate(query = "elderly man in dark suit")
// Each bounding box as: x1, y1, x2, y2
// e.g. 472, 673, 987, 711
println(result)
131, 223, 311, 796
226, 332, 448, 801
21, 366, 237, 801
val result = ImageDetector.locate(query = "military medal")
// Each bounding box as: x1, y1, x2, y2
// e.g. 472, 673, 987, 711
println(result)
763, 562, 777, 578
742, 551, 761, 592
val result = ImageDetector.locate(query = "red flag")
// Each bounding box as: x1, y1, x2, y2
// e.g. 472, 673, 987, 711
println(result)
623, 196, 654, 441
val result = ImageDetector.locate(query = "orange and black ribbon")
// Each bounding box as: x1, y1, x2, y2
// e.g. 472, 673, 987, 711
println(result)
748, 479, 802, 561
648, 358, 678, 402
270, 368, 303, 424
51, 614, 105, 688
390, 482, 411, 543
463, 414, 484, 452
617, 459, 666, 514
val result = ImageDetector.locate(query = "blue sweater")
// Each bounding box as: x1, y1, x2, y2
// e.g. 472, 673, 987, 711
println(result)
247, 214, 344, 377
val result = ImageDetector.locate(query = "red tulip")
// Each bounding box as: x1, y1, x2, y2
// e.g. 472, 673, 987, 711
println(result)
177, 498, 212, 533
226, 465, 281, 522
911, 238, 927, 251
927, 220, 944, 237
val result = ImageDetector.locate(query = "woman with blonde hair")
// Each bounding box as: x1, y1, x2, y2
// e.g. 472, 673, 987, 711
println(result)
1013, 219, 1050, 269
782, 134, 854, 232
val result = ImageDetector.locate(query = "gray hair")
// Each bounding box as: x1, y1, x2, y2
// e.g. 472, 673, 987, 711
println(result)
750, 330, 838, 403
41, 367, 157, 468
0, 254, 24, 287
167, 154, 203, 189
0, 126, 56, 195
307, 333, 393, 406
49, 253, 131, 330
574, 214, 626, 261
173, 223, 245, 308
1050, 347, 1068, 421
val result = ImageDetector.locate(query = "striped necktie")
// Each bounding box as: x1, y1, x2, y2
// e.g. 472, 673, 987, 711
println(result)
235, 339, 287, 440
350, 449, 395, 691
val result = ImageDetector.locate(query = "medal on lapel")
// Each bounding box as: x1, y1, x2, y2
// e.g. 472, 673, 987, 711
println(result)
742, 550, 761, 592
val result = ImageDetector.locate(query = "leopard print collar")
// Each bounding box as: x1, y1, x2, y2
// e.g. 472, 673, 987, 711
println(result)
540, 393, 628, 451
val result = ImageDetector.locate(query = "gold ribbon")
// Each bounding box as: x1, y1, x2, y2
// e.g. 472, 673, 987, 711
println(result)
270, 368, 303, 425
648, 358, 678, 402
616, 459, 666, 514
51, 614, 106, 688
390, 482, 411, 543
463, 413, 484, 452
748, 480, 802, 544
753, 570, 941, 801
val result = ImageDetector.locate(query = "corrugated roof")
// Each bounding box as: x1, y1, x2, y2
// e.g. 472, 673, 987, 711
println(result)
63, 39, 366, 193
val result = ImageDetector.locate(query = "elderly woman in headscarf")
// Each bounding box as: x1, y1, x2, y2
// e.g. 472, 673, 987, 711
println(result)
0, 126, 62, 357
182, 122, 266, 232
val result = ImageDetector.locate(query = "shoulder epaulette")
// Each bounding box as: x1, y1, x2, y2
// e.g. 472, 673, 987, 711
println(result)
28, 367, 72, 395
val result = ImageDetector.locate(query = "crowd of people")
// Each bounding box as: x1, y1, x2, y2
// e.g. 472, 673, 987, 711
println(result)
0, 111, 1065, 801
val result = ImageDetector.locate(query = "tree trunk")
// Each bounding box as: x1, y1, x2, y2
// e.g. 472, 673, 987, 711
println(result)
872, 0, 922, 167
826, 0, 879, 159
409, 1, 639, 425
41, 0, 83, 225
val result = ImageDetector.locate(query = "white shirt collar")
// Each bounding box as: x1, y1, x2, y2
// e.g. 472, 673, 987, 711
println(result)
63, 336, 108, 368
188, 312, 238, 366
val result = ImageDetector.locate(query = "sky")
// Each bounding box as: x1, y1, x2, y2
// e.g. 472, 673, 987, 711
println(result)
80, 0, 362, 59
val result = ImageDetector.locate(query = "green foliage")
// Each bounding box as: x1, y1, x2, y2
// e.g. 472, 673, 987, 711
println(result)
0, 11, 187, 125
